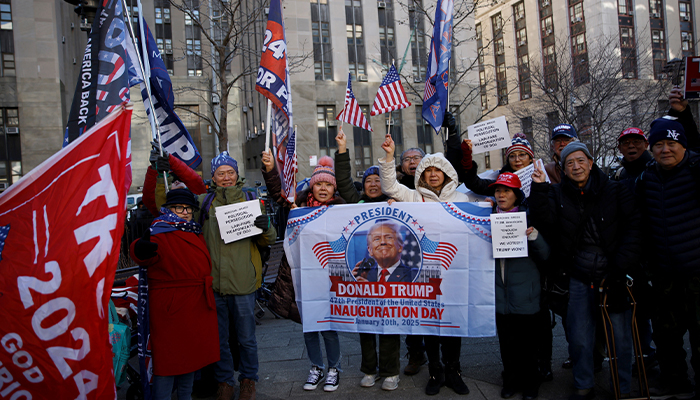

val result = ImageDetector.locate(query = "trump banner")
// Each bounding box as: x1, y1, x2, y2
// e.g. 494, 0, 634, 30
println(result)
284, 202, 495, 337
0, 105, 132, 399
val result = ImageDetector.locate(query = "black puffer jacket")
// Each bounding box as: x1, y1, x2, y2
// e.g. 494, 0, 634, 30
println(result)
636, 150, 700, 276
530, 165, 641, 284
613, 151, 653, 192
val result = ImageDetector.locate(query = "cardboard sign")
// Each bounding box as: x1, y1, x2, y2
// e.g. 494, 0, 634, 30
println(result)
491, 212, 528, 258
467, 116, 511, 154
684, 57, 700, 99
215, 200, 263, 243
514, 159, 549, 197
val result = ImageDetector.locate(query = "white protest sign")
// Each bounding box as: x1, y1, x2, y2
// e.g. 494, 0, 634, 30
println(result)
467, 116, 511, 154
215, 200, 263, 243
514, 164, 534, 197
491, 212, 528, 258
534, 159, 551, 183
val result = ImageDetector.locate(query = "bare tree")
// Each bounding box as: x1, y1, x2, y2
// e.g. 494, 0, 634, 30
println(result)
509, 34, 668, 169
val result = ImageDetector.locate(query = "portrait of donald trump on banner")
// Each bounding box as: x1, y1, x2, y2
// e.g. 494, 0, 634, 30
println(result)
350, 220, 418, 283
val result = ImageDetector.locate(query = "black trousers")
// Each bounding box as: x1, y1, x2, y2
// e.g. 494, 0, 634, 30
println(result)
425, 335, 461, 374
496, 313, 540, 392
535, 307, 553, 368
359, 333, 400, 377
651, 276, 700, 388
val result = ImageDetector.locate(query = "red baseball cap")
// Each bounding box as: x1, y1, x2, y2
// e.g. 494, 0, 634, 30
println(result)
618, 127, 647, 143
488, 172, 522, 189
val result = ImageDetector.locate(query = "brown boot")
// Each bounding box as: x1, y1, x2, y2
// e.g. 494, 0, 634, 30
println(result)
216, 382, 235, 400
239, 378, 256, 400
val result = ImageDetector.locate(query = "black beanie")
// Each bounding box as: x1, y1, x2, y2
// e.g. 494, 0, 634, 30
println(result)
163, 188, 199, 209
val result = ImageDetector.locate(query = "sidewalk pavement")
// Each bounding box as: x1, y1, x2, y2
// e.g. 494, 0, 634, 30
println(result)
119, 310, 660, 400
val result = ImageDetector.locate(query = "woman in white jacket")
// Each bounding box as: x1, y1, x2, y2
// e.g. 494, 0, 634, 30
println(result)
379, 135, 479, 203
378, 134, 475, 396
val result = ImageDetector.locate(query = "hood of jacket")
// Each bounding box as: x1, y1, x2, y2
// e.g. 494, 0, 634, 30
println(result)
413, 153, 460, 201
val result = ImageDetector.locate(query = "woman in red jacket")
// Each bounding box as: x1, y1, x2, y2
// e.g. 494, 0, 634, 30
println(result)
131, 188, 220, 400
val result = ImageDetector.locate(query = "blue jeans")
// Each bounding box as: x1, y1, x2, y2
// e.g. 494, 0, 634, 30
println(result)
567, 277, 632, 393
152, 372, 195, 400
304, 331, 341, 370
214, 292, 259, 384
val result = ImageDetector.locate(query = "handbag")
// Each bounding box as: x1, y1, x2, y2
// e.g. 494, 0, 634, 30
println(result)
108, 300, 131, 387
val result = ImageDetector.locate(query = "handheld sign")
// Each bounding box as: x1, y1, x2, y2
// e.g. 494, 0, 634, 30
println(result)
467, 116, 511, 154
684, 58, 700, 99
514, 159, 550, 197
491, 212, 528, 258
215, 200, 263, 243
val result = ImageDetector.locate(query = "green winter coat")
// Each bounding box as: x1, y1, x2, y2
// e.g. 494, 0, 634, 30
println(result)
195, 178, 277, 296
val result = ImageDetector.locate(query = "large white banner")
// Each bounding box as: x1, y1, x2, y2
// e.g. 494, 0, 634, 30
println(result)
284, 202, 496, 337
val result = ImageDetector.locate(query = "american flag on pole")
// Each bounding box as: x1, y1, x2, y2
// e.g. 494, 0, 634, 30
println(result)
371, 64, 412, 116
336, 74, 373, 131
282, 127, 297, 203
313, 235, 348, 269
420, 234, 458, 270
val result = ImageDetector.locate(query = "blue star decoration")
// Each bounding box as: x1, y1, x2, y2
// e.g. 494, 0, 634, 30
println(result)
0, 224, 9, 262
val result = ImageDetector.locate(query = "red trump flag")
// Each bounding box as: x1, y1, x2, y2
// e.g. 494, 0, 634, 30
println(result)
0, 104, 132, 399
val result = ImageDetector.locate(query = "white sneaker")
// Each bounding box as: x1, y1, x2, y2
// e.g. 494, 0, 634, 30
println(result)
382, 375, 400, 391
303, 366, 324, 390
323, 367, 340, 392
360, 373, 380, 387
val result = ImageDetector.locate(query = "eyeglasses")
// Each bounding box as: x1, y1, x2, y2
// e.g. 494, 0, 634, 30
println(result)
402, 155, 422, 162
170, 205, 194, 214
508, 153, 530, 160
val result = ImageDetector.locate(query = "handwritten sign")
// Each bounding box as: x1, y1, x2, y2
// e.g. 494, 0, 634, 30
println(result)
215, 200, 263, 243
491, 212, 528, 258
467, 116, 511, 154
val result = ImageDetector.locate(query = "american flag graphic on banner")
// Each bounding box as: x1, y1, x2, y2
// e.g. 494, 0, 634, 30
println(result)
371, 64, 412, 116
336, 74, 373, 131
282, 127, 297, 203
313, 235, 349, 268
420, 235, 458, 270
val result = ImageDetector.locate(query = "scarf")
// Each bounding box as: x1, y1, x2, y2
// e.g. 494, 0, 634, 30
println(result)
306, 191, 333, 207
496, 205, 520, 214
150, 207, 202, 236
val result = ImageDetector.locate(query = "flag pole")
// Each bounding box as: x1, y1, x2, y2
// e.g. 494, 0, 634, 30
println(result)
127, 0, 169, 193
265, 99, 272, 153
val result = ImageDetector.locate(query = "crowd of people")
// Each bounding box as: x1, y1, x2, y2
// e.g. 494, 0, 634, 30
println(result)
128, 87, 700, 400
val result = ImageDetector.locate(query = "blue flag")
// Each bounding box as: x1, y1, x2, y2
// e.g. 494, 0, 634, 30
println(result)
64, 0, 135, 145
138, 18, 201, 169
421, 0, 454, 134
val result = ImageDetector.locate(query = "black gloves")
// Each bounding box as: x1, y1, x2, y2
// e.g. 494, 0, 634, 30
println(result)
254, 215, 269, 232
442, 111, 457, 134
133, 230, 158, 260
149, 142, 170, 173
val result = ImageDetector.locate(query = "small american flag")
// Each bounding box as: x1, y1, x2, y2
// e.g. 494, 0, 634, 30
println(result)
336, 74, 373, 131
423, 77, 436, 100
420, 234, 458, 270
313, 235, 348, 268
371, 64, 411, 116
282, 127, 297, 203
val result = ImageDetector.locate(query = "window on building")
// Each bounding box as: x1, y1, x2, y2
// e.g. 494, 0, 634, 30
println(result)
650, 0, 662, 17
520, 116, 533, 142
386, 111, 403, 161
618, 0, 628, 15
572, 33, 586, 54
541, 16, 553, 36
492, 14, 503, 32
353, 105, 373, 173
620, 27, 634, 47
317, 106, 338, 157
346, 0, 366, 81
1, 3, 12, 30
680, 2, 691, 20
409, 0, 427, 83
184, 10, 199, 26
184, 0, 202, 76
514, 2, 525, 20
1, 53, 14, 76
516, 28, 527, 46
154, 1, 173, 71
543, 44, 555, 65
652, 30, 664, 44
497, 64, 507, 81
682, 32, 693, 51
378, 0, 396, 70
312, 0, 333, 81
519, 54, 529, 71
416, 106, 433, 154
0, 108, 22, 186
484, 152, 491, 168
495, 38, 505, 55
569, 2, 583, 23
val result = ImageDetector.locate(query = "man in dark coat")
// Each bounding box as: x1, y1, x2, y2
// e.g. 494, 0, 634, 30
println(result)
531, 142, 641, 400
636, 117, 700, 398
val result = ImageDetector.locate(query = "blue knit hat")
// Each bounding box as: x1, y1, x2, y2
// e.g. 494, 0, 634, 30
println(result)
551, 124, 578, 140
648, 117, 687, 148
210, 151, 239, 177
362, 166, 380, 186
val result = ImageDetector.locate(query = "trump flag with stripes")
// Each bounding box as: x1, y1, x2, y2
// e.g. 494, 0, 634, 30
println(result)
336, 74, 373, 131
284, 202, 496, 337
371, 64, 411, 116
